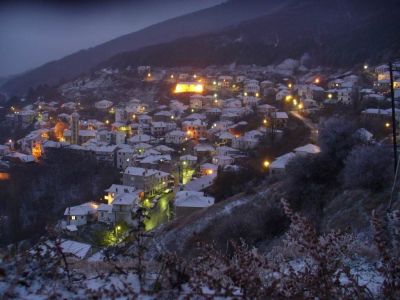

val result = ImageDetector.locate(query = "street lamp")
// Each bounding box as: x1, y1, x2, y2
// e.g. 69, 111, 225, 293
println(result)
263, 160, 270, 168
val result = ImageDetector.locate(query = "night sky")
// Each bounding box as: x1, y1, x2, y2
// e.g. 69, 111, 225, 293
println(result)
0, 0, 226, 77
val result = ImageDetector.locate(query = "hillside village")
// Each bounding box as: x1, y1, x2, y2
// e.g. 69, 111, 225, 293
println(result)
1, 60, 400, 249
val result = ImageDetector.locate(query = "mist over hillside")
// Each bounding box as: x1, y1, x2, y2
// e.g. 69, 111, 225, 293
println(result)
100, 0, 400, 70
1, 0, 288, 96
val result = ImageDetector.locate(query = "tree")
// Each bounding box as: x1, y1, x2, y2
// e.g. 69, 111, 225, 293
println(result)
318, 117, 362, 166
342, 145, 393, 191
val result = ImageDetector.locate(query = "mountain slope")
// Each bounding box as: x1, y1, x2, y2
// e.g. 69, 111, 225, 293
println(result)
102, 0, 400, 69
1, 0, 290, 96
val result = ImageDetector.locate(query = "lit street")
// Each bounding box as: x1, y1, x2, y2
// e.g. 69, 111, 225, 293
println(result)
144, 191, 175, 231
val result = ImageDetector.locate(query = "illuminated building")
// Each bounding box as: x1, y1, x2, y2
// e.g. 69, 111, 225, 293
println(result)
174, 82, 204, 94
0, 172, 10, 181
182, 119, 207, 139
31, 142, 42, 160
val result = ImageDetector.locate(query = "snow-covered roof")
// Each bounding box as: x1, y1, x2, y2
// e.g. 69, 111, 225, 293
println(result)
167, 130, 186, 137
128, 134, 153, 143
294, 144, 320, 154
201, 163, 218, 171
180, 154, 197, 161
270, 152, 296, 170
105, 184, 136, 194
217, 131, 235, 140
59, 240, 91, 259
184, 174, 216, 192
64, 202, 98, 216
175, 191, 215, 208
194, 144, 215, 152
97, 204, 112, 212
112, 193, 139, 206
153, 145, 175, 153
275, 112, 289, 119
140, 154, 171, 164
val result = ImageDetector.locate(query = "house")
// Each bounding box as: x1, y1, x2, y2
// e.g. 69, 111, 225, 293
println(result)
153, 145, 175, 154
123, 167, 170, 194
194, 144, 215, 156
111, 193, 141, 225
212, 155, 234, 167
257, 104, 277, 115
104, 184, 138, 204
232, 136, 259, 150
269, 152, 296, 175
97, 204, 113, 223
337, 88, 352, 104
182, 119, 208, 140
361, 108, 396, 122
165, 130, 187, 145
116, 146, 136, 169
87, 145, 118, 165
58, 240, 92, 260
190, 95, 205, 109
63, 202, 98, 227
180, 154, 197, 166
231, 130, 262, 150
139, 154, 171, 169
95, 99, 113, 110
206, 108, 222, 118
127, 134, 154, 145
274, 112, 289, 128
64, 129, 97, 145
151, 122, 167, 137
137, 114, 152, 126
294, 144, 320, 156
174, 191, 215, 217
200, 163, 218, 176
356, 128, 374, 143
184, 174, 216, 192
216, 145, 239, 157
216, 131, 235, 146
153, 110, 174, 122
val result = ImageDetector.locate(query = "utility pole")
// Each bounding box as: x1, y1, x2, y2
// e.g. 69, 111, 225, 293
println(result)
389, 62, 398, 174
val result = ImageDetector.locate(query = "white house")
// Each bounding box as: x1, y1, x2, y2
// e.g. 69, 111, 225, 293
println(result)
269, 152, 296, 175
165, 130, 187, 145
174, 191, 215, 217
180, 154, 198, 166
337, 88, 352, 104
104, 184, 137, 204
116, 146, 136, 170
64, 202, 98, 227
127, 134, 154, 145
111, 193, 141, 225
294, 144, 321, 156
97, 204, 113, 223
123, 167, 170, 194
95, 100, 113, 110
212, 155, 234, 167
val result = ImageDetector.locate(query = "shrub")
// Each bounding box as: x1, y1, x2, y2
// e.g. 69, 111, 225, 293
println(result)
318, 117, 362, 165
284, 154, 337, 214
342, 145, 393, 191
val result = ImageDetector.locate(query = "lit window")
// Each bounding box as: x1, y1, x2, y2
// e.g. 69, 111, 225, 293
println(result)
71, 216, 76, 220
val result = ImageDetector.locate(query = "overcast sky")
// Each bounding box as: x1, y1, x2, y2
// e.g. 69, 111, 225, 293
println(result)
0, 0, 226, 77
